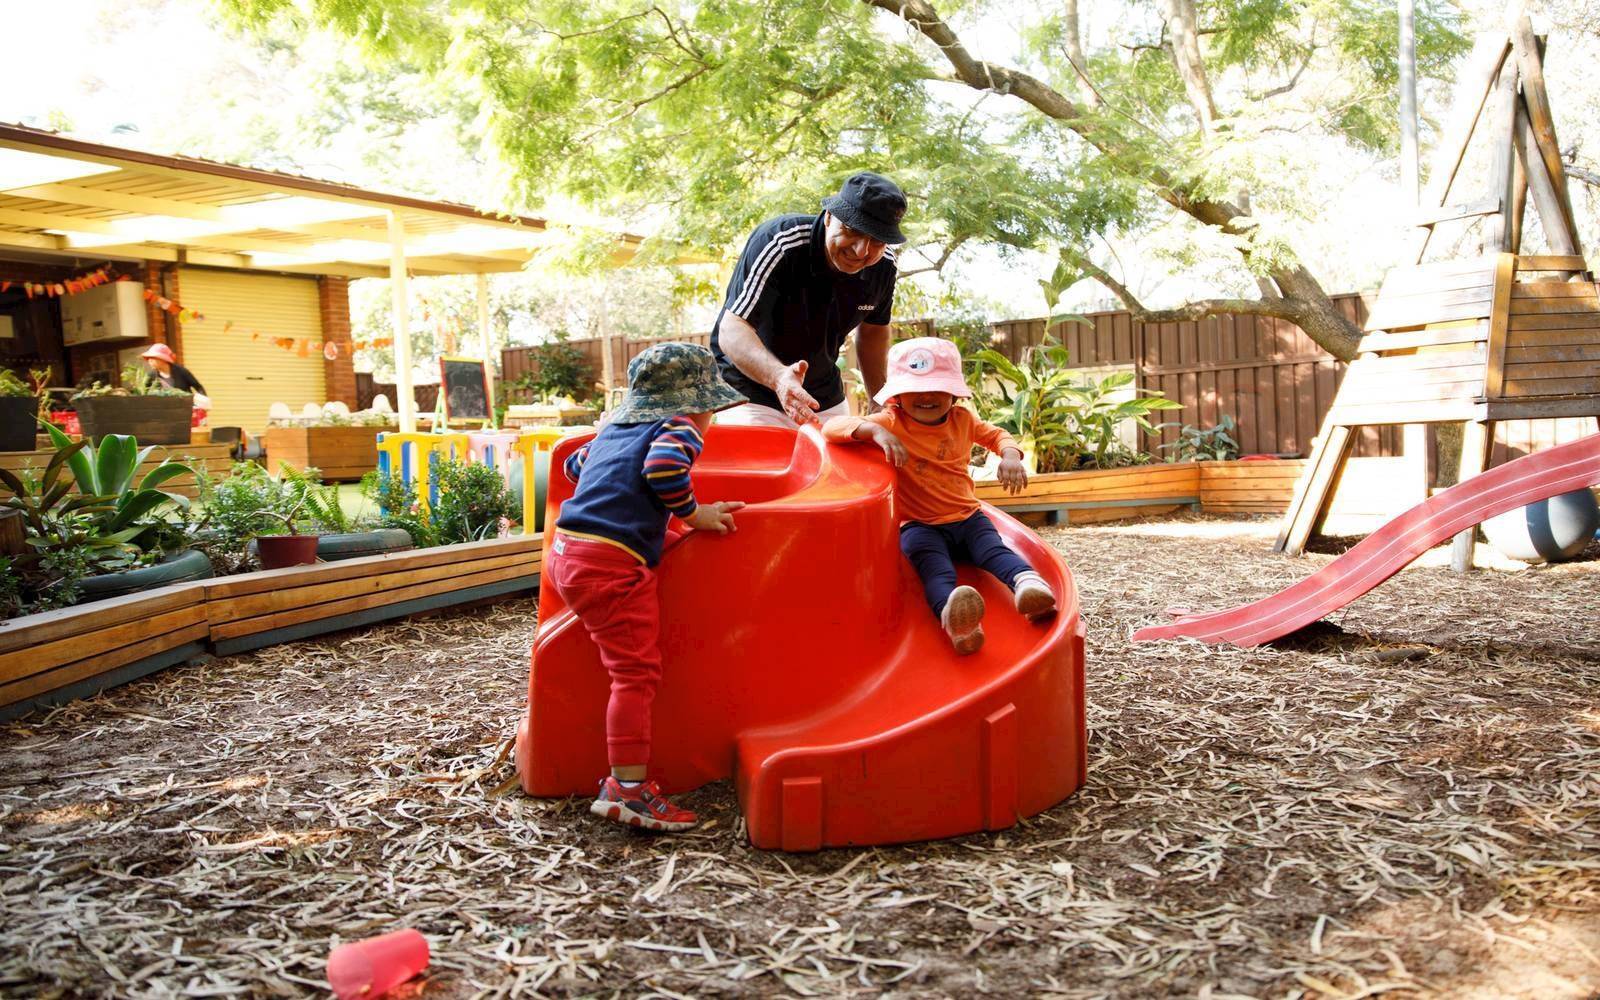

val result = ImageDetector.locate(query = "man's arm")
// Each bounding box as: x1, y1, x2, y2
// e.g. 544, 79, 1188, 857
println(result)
856, 323, 891, 410
720, 312, 819, 425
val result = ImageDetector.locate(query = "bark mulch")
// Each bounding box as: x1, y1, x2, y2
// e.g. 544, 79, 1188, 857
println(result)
2, 514, 1597, 998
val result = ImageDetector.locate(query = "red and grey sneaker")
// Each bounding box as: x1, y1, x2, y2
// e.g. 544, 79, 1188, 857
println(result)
590, 777, 698, 832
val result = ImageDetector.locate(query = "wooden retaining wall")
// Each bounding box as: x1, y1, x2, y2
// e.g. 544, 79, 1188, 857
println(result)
0, 535, 542, 719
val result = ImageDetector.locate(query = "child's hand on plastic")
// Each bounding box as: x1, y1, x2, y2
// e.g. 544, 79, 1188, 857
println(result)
998, 453, 1029, 494
868, 425, 908, 467
686, 500, 746, 534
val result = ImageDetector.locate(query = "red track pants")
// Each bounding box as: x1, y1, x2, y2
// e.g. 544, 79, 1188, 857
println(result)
547, 533, 662, 768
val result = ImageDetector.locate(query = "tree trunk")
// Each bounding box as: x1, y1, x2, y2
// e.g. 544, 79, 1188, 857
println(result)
1162, 0, 1216, 131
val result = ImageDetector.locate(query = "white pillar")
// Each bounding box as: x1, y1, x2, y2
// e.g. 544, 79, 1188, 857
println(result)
1398, 0, 1419, 205
476, 271, 496, 427
388, 210, 415, 433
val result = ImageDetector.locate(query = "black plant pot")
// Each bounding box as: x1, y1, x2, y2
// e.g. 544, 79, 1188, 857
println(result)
0, 397, 35, 452
75, 394, 193, 445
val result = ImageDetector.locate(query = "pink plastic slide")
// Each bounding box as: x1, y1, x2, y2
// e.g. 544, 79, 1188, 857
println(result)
1133, 434, 1600, 648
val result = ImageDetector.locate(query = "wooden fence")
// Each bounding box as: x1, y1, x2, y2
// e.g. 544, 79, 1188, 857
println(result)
480, 296, 1592, 462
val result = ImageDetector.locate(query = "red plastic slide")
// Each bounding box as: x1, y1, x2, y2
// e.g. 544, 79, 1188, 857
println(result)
1134, 434, 1600, 648
515, 426, 1087, 851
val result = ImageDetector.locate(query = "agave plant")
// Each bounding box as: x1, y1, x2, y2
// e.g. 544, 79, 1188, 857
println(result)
41, 422, 193, 543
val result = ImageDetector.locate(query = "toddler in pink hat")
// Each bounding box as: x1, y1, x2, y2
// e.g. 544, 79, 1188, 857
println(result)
824, 337, 1055, 654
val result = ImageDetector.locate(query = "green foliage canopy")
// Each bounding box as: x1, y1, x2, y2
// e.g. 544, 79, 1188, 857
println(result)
217, 0, 1469, 357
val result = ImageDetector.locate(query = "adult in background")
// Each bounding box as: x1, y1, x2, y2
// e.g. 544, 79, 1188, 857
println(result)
140, 342, 211, 418
711, 172, 906, 428
141, 343, 206, 395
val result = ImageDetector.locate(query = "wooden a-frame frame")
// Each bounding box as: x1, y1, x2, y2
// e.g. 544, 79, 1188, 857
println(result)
1276, 17, 1600, 571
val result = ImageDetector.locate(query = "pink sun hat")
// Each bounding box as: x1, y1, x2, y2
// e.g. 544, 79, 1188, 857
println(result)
873, 336, 972, 406
140, 343, 177, 364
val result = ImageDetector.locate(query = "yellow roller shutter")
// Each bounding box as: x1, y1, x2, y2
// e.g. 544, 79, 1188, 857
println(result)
178, 268, 325, 434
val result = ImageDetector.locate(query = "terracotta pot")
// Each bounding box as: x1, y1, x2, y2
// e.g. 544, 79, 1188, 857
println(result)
256, 534, 320, 569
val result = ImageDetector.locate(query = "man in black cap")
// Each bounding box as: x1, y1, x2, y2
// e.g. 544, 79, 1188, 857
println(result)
712, 171, 906, 428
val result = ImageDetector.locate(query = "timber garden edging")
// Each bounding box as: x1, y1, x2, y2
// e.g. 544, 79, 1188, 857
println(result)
1, 455, 1456, 720
0, 534, 543, 720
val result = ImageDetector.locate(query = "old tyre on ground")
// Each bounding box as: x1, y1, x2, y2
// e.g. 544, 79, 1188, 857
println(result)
315, 528, 413, 561
1482, 488, 1600, 563
76, 548, 213, 602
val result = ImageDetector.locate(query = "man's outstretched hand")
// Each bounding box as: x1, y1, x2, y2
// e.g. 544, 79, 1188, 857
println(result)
685, 500, 746, 535
773, 360, 820, 426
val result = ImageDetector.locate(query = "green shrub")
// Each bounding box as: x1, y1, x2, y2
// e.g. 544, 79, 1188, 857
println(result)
971, 340, 1181, 473
514, 334, 594, 402
360, 458, 517, 547
1158, 415, 1241, 463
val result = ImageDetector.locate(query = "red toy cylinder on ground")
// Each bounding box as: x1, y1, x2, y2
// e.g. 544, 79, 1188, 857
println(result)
327, 928, 429, 1000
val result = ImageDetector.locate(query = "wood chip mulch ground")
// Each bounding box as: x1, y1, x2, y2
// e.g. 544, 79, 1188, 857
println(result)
2, 515, 1597, 999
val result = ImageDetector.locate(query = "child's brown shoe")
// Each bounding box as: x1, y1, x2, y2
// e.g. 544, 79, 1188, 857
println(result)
941, 585, 985, 655
1013, 571, 1057, 623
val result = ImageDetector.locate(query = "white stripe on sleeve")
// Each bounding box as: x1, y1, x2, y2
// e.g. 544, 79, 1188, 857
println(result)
729, 225, 809, 319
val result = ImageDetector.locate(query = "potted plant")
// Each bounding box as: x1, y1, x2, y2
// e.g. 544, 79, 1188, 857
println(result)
251, 497, 320, 569
0, 369, 37, 452
72, 362, 194, 445
278, 463, 412, 561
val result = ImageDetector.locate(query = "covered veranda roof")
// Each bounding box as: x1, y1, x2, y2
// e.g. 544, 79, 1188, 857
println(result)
0, 122, 662, 276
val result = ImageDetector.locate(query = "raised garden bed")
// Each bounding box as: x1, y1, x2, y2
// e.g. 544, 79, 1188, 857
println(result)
264, 425, 390, 481
0, 534, 543, 719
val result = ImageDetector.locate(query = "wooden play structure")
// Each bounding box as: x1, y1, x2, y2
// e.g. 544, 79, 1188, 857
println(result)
1277, 18, 1600, 569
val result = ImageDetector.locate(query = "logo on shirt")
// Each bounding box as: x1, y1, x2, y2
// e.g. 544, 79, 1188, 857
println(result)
906, 348, 935, 374
856, 303, 875, 311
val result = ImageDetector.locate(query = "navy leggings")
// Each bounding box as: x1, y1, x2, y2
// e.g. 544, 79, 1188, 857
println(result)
900, 510, 1035, 616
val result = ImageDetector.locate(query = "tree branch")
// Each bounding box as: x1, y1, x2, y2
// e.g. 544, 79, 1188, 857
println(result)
895, 236, 971, 276
1066, 250, 1293, 323
1567, 162, 1600, 188
861, 0, 1362, 359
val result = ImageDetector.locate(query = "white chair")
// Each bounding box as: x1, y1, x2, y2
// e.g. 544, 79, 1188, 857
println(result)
268, 402, 293, 425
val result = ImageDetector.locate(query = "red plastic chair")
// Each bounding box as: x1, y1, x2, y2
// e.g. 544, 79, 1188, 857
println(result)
516, 425, 1087, 850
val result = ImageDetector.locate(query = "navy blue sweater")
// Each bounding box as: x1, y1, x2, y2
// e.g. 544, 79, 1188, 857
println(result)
555, 417, 702, 566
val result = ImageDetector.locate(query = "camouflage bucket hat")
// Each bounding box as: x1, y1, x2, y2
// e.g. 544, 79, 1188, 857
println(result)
608, 342, 747, 425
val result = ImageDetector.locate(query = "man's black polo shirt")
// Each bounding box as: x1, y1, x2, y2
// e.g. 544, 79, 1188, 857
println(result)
710, 213, 897, 412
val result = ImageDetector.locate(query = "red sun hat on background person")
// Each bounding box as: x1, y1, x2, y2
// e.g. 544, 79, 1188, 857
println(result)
140, 343, 177, 364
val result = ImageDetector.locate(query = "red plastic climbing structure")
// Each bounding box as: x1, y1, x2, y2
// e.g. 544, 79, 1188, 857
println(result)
1134, 434, 1600, 648
516, 425, 1087, 851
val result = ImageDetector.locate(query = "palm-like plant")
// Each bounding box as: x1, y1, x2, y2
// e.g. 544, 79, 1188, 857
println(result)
971, 341, 1181, 473
41, 422, 193, 542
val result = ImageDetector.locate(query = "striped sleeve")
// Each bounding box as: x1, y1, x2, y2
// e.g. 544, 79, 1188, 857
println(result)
725, 221, 811, 322
563, 443, 590, 484
642, 417, 704, 517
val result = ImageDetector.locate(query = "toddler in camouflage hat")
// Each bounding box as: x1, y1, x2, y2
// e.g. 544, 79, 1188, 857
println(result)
548, 342, 747, 833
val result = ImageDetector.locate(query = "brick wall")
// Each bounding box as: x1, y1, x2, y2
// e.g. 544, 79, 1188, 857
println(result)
318, 276, 357, 406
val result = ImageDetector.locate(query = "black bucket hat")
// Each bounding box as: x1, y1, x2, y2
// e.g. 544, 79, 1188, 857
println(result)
821, 172, 908, 245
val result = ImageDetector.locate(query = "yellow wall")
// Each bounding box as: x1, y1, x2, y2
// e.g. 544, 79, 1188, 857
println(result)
178, 269, 325, 434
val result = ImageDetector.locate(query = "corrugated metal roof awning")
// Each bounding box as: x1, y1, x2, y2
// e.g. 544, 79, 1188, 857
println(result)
0, 123, 695, 277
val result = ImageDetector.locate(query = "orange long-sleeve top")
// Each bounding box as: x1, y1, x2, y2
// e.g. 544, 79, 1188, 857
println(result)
824, 405, 1019, 525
